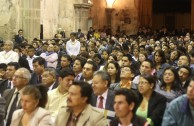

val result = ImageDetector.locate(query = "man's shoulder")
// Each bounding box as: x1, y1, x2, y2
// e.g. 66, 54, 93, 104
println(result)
48, 88, 58, 95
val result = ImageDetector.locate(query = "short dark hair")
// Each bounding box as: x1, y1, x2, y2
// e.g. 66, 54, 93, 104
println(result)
59, 68, 75, 79
70, 32, 76, 37
123, 54, 133, 62
0, 63, 7, 71
93, 70, 111, 87
72, 81, 93, 103
61, 54, 72, 63
115, 89, 138, 113
18, 29, 23, 33
139, 74, 157, 89
33, 57, 46, 67
7, 62, 20, 70
74, 56, 87, 68
178, 65, 192, 77
141, 59, 154, 69
85, 61, 98, 71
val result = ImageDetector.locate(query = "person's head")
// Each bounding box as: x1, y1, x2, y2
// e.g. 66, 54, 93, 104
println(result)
101, 50, 109, 61
6, 62, 20, 80
18, 29, 23, 35
58, 68, 75, 93
177, 55, 190, 67
140, 59, 154, 75
161, 66, 181, 90
106, 61, 120, 83
4, 40, 14, 52
138, 74, 156, 96
154, 49, 166, 64
92, 70, 111, 95
82, 61, 98, 81
42, 67, 56, 88
12, 68, 31, 90
170, 50, 181, 61
21, 85, 48, 113
67, 81, 93, 108
0, 63, 7, 79
138, 52, 148, 63
61, 54, 72, 68
93, 53, 103, 66
32, 57, 46, 75
122, 54, 133, 67
178, 65, 191, 82
32, 42, 38, 48
120, 66, 135, 80
73, 56, 87, 74
187, 77, 194, 106
114, 89, 138, 118
80, 46, 87, 54
27, 46, 35, 57
108, 54, 117, 63
116, 51, 124, 61
47, 44, 54, 52
70, 32, 76, 41
42, 43, 48, 52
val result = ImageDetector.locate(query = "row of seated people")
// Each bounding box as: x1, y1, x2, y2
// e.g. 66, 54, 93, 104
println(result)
0, 67, 193, 126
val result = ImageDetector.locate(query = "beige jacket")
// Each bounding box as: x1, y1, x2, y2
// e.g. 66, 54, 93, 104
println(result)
55, 104, 108, 126
10, 107, 53, 126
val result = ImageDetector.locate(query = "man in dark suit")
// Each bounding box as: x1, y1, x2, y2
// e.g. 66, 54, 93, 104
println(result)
29, 57, 45, 85
73, 56, 87, 81
42, 67, 58, 91
14, 29, 25, 45
0, 97, 5, 126
3, 68, 31, 126
0, 62, 20, 95
76, 29, 84, 39
90, 70, 114, 111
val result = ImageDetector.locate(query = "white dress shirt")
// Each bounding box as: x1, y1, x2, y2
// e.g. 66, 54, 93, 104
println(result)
66, 39, 80, 56
0, 50, 19, 64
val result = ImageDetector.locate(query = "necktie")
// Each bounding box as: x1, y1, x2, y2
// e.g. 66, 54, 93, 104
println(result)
98, 96, 104, 109
6, 92, 19, 126
38, 75, 42, 83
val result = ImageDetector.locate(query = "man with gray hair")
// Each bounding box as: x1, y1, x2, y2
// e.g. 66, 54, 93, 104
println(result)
3, 68, 31, 126
42, 67, 58, 91
0, 40, 19, 64
90, 70, 114, 111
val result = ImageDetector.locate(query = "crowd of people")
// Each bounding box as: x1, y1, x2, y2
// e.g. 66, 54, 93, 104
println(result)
0, 26, 193, 126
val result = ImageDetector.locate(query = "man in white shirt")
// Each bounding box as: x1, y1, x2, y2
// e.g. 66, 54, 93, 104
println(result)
0, 40, 19, 64
26, 46, 38, 71
66, 32, 80, 57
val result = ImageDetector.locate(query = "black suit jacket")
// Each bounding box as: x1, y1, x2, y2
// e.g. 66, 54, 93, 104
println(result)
136, 91, 167, 126
0, 97, 5, 126
0, 80, 10, 96
90, 89, 114, 111
15, 35, 24, 44
29, 72, 41, 85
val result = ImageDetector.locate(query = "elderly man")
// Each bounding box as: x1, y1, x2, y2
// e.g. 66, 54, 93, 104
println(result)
0, 40, 19, 64
3, 68, 31, 126
55, 81, 107, 126
42, 67, 58, 91
162, 76, 194, 126
91, 70, 114, 111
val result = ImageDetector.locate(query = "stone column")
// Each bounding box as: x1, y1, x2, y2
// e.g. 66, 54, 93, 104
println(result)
74, 3, 92, 34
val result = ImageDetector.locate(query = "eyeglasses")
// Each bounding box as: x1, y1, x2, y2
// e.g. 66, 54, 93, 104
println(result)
138, 81, 149, 85
13, 75, 26, 79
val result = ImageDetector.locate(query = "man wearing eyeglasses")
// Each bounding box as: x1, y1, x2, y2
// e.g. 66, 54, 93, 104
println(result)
110, 66, 136, 90
3, 68, 31, 126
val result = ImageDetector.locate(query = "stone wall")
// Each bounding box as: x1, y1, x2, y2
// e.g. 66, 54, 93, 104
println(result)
91, 0, 139, 35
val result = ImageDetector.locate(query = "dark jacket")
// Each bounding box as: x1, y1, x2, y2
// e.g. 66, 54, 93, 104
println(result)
110, 115, 149, 126
136, 91, 167, 126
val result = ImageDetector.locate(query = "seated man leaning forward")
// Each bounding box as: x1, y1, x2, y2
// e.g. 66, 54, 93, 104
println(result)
55, 81, 108, 126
